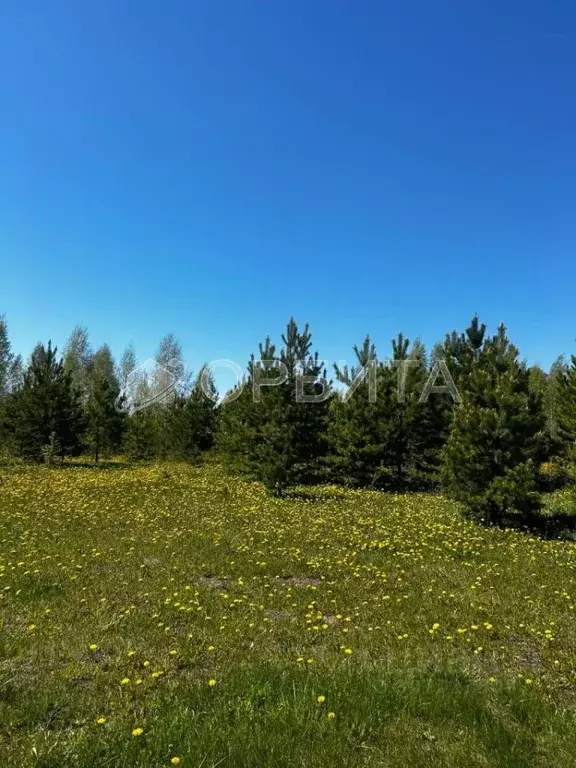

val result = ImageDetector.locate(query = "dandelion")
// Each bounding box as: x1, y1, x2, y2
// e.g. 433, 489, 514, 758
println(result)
317, 695, 326, 703
89, 644, 98, 651
327, 712, 336, 719
121, 677, 130, 685
132, 727, 144, 737
343, 648, 352, 656
208, 678, 216, 687
171, 759, 181, 766
96, 716, 106, 725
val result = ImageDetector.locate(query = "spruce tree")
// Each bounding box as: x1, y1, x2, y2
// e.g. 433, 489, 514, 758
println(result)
441, 324, 548, 523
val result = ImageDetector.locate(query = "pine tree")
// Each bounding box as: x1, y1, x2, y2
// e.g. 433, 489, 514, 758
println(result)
124, 407, 160, 462
326, 335, 384, 487
556, 353, 576, 463
441, 324, 548, 524
4, 342, 84, 462
327, 332, 452, 490
433, 315, 487, 385
218, 319, 330, 495
164, 366, 218, 460
217, 376, 257, 474
85, 345, 125, 462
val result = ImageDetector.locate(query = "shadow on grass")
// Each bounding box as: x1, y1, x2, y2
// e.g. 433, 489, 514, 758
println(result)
499, 510, 576, 540
283, 489, 348, 502
59, 460, 132, 471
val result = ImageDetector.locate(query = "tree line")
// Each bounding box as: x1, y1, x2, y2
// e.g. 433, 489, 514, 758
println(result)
0, 320, 217, 466
1, 313, 575, 524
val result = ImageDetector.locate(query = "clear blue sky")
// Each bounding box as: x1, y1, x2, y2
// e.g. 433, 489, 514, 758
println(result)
1, 0, 575, 379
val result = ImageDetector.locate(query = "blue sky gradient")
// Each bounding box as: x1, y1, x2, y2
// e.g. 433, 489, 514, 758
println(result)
1, 0, 575, 378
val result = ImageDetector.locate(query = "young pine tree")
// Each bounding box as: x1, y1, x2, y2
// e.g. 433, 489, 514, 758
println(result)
85, 345, 125, 463
4, 342, 84, 462
219, 319, 330, 495
327, 333, 451, 490
163, 365, 218, 461
326, 335, 385, 487
555, 353, 576, 464
124, 406, 161, 461
441, 324, 548, 524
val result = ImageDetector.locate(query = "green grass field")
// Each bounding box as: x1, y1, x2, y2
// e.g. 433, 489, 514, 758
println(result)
1, 462, 576, 767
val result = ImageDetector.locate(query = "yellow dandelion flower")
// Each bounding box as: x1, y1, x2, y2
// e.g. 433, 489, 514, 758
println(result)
132, 727, 144, 737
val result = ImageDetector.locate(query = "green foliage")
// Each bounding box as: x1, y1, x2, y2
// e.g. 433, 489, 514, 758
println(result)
0, 314, 13, 396
125, 365, 217, 463
218, 318, 330, 495
161, 366, 218, 460
3, 341, 84, 462
441, 323, 548, 523
0, 316, 22, 448
555, 354, 576, 463
326, 334, 452, 489
432, 315, 486, 382
41, 431, 63, 467
85, 345, 126, 462
63, 325, 93, 402
124, 406, 161, 461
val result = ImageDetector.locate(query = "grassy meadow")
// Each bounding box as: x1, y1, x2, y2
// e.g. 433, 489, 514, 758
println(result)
1, 461, 576, 767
